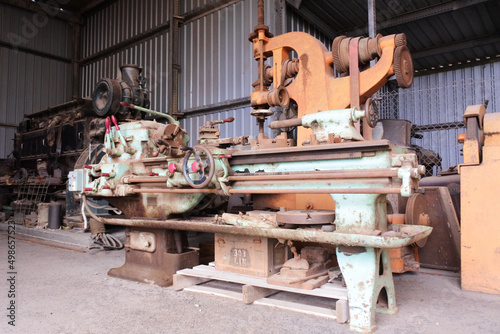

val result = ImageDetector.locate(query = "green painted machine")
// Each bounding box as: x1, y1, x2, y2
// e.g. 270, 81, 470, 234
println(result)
69, 2, 432, 332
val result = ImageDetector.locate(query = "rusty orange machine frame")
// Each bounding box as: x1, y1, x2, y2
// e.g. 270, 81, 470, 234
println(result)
247, 0, 412, 211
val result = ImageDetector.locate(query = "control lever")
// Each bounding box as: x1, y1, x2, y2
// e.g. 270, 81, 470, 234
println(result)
110, 115, 128, 147
268, 117, 302, 129
104, 117, 114, 149
180, 146, 193, 152
207, 117, 235, 127
105, 117, 111, 133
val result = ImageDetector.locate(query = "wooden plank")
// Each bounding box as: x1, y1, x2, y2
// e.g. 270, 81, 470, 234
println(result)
242, 285, 278, 304
175, 269, 349, 323
335, 299, 349, 323
176, 265, 348, 300
253, 298, 337, 320
172, 274, 211, 291
183, 285, 242, 301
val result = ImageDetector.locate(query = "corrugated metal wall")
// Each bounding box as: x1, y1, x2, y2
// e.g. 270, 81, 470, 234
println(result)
380, 61, 500, 172
180, 0, 275, 111
80, 0, 171, 113
0, 4, 73, 158
286, 7, 332, 47
81, 0, 169, 59
180, 0, 335, 143
181, 0, 214, 14
180, 0, 277, 141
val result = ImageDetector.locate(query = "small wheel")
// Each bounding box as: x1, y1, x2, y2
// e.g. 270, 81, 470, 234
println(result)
364, 98, 379, 128
393, 45, 414, 88
182, 145, 215, 189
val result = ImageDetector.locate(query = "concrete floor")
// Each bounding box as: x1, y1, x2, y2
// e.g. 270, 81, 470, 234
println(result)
1, 231, 500, 334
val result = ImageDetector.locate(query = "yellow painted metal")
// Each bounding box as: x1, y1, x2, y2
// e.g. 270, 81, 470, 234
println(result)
460, 111, 500, 295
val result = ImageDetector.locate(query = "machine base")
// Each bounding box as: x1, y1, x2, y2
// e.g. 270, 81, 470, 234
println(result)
108, 227, 199, 287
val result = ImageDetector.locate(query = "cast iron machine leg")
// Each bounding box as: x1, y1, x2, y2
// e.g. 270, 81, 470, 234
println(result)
332, 193, 397, 333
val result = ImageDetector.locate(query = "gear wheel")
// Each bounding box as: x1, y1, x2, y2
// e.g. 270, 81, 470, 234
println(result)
332, 36, 349, 74
395, 33, 407, 47
393, 45, 414, 88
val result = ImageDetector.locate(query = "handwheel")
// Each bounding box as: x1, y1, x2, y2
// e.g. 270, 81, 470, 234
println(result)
364, 98, 379, 128
182, 145, 215, 189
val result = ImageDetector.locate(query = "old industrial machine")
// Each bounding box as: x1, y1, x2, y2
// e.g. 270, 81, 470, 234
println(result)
69, 1, 432, 332
1, 64, 151, 243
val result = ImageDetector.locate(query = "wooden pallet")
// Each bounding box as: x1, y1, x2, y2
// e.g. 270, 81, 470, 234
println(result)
173, 264, 349, 323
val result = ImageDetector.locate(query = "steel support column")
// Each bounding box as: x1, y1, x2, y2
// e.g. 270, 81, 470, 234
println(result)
168, 0, 182, 117
71, 23, 81, 99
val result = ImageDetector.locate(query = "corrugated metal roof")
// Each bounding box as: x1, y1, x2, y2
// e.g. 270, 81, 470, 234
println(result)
295, 0, 500, 71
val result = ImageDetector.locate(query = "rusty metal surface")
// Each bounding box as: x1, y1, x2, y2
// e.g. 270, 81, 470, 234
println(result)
249, 16, 407, 117
102, 217, 432, 249
419, 173, 460, 221
275, 210, 335, 225
228, 169, 399, 181
108, 227, 199, 287
229, 187, 401, 195
416, 187, 461, 271
380, 119, 412, 147
267, 246, 332, 289
131, 188, 216, 194
405, 193, 427, 226
229, 140, 391, 165
214, 233, 288, 277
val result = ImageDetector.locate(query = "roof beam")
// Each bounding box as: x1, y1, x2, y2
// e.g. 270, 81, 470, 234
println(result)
1, 0, 82, 24
412, 33, 500, 60
285, 1, 337, 38
76, 0, 118, 16
340, 0, 489, 36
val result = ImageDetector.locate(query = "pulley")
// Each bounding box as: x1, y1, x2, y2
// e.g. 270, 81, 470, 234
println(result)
393, 45, 414, 88
405, 193, 430, 247
92, 78, 122, 117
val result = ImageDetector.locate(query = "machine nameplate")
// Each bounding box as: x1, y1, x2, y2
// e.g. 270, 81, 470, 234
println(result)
230, 248, 250, 268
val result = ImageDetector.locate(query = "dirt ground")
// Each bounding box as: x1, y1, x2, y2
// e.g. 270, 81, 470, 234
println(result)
1, 231, 500, 334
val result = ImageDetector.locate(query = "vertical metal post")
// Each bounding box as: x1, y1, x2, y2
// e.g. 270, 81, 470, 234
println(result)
274, 0, 287, 36
168, 0, 182, 117
71, 22, 81, 99
368, 0, 376, 38
364, 0, 376, 140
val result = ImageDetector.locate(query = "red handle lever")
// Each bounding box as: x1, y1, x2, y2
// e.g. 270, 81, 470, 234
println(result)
105, 117, 111, 134
111, 115, 120, 130
223, 117, 235, 123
